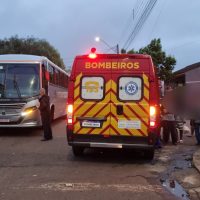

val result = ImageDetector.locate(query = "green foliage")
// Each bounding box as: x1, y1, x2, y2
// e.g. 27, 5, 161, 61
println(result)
123, 39, 176, 82
121, 48, 136, 54
0, 36, 65, 69
127, 49, 137, 54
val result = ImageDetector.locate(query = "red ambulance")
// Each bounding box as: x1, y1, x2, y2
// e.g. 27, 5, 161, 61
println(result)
67, 49, 160, 159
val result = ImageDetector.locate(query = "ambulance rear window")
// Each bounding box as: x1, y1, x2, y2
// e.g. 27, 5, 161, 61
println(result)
81, 76, 104, 100
119, 77, 142, 101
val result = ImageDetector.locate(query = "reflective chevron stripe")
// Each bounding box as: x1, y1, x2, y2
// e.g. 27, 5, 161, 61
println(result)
73, 73, 149, 137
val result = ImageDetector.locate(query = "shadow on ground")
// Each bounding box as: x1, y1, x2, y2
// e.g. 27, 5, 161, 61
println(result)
0, 118, 64, 137
67, 147, 155, 165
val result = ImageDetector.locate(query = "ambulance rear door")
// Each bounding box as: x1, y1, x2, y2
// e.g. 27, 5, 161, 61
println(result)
73, 59, 112, 138
110, 58, 150, 139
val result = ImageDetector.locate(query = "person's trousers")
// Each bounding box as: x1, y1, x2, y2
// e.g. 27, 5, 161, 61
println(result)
194, 124, 200, 144
179, 129, 183, 140
163, 121, 178, 144
41, 115, 52, 139
191, 126, 195, 136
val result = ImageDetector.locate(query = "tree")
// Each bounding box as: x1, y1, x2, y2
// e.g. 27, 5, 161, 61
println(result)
122, 39, 176, 82
0, 36, 65, 69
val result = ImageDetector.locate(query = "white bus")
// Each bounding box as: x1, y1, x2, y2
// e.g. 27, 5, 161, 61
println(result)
0, 54, 69, 127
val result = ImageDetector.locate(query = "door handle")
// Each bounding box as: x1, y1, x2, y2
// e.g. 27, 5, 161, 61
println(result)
117, 105, 123, 115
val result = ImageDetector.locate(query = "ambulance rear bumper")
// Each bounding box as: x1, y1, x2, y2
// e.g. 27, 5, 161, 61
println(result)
70, 142, 153, 149
67, 129, 156, 149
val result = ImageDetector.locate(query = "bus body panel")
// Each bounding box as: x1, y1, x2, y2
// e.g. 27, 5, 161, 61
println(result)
48, 84, 68, 119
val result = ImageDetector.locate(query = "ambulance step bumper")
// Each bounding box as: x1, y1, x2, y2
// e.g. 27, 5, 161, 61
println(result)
71, 142, 153, 149
91, 143, 122, 148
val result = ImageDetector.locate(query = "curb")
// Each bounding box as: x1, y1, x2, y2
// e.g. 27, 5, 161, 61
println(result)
193, 149, 200, 173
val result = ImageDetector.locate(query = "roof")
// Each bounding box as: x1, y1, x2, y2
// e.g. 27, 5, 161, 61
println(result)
174, 62, 200, 75
0, 54, 46, 62
75, 53, 151, 59
0, 54, 69, 75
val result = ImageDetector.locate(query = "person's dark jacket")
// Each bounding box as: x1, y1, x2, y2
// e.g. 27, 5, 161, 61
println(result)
39, 94, 51, 116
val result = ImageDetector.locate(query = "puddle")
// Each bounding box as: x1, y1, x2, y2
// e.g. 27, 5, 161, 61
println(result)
161, 179, 190, 200
158, 151, 195, 200
157, 147, 196, 198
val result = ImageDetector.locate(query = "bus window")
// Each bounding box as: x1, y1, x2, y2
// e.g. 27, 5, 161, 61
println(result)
54, 69, 58, 85
60, 72, 64, 87
48, 64, 54, 84
64, 76, 68, 88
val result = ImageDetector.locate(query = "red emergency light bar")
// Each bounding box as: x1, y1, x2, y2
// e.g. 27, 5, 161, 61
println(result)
88, 48, 97, 59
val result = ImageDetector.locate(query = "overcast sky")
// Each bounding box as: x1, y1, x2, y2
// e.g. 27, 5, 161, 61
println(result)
0, 0, 200, 70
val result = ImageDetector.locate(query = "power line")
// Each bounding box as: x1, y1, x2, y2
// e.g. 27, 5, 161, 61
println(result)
148, 0, 167, 41
118, 13, 133, 45
134, 0, 146, 21
124, 0, 158, 50
122, 0, 158, 50
122, 0, 151, 49
118, 0, 145, 46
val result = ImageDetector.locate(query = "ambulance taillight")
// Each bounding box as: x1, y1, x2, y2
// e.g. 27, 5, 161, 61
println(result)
88, 48, 97, 59
150, 106, 156, 128
67, 104, 73, 125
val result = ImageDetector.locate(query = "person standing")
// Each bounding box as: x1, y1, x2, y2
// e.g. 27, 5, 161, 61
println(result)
175, 115, 185, 143
194, 119, 200, 145
162, 108, 178, 145
38, 88, 53, 141
190, 119, 195, 137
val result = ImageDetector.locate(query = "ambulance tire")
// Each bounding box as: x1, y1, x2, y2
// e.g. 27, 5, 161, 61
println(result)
144, 149, 154, 160
72, 146, 84, 156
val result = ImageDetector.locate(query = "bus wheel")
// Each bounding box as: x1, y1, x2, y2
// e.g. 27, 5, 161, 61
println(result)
50, 106, 54, 122
144, 149, 154, 160
72, 146, 84, 156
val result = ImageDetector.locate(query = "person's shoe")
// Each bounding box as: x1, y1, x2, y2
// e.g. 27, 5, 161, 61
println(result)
179, 140, 183, 143
173, 142, 178, 145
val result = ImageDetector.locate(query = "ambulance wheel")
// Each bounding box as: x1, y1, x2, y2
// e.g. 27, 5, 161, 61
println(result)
72, 146, 84, 156
144, 149, 154, 160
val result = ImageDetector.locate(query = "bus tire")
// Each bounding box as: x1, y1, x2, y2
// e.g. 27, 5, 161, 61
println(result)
50, 106, 54, 122
72, 146, 84, 156
144, 148, 154, 160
